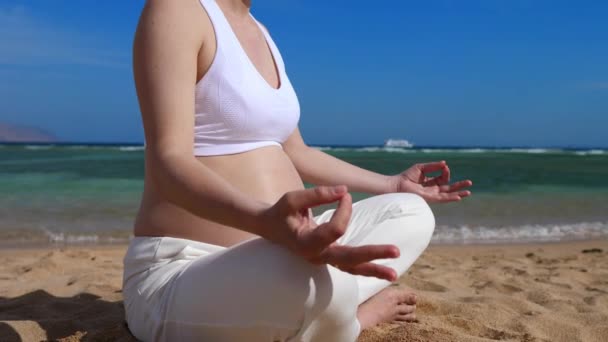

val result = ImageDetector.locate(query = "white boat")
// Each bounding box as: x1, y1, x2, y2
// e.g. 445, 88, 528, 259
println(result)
384, 139, 414, 148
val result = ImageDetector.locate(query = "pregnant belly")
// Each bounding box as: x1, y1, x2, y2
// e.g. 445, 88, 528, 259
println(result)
133, 145, 305, 247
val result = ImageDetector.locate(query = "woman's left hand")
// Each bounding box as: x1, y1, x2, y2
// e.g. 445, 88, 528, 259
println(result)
388, 160, 473, 203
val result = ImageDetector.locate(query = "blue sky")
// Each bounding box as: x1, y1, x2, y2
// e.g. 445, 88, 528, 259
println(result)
0, 0, 606, 147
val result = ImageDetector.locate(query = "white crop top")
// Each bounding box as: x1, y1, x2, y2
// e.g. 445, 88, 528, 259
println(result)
193, 0, 300, 156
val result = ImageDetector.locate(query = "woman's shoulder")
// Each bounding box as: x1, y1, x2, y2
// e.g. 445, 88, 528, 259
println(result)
136, 0, 211, 48
132, 0, 214, 101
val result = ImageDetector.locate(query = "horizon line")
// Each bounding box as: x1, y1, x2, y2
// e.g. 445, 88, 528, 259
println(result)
1, 141, 607, 150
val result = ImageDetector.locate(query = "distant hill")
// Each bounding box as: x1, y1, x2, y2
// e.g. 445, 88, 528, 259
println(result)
0, 122, 58, 142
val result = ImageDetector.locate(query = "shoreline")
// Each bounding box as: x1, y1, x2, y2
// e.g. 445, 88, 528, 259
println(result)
1, 240, 607, 341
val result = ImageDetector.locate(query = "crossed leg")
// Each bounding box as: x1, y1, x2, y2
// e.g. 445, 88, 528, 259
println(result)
313, 192, 435, 329
141, 193, 434, 341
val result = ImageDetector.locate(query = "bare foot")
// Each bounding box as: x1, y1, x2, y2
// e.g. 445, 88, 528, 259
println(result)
357, 286, 417, 329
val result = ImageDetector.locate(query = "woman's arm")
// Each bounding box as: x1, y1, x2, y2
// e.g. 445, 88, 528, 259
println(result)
282, 128, 393, 194
134, 0, 270, 235
282, 128, 473, 201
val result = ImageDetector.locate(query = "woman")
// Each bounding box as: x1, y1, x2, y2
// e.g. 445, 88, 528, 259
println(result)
123, 0, 472, 341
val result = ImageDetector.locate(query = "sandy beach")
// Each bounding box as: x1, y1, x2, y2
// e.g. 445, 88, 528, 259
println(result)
1, 240, 606, 342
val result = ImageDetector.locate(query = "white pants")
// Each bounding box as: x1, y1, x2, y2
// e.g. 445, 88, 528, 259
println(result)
122, 193, 435, 342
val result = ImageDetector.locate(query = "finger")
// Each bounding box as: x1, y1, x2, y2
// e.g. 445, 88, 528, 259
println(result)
458, 190, 472, 198
422, 176, 441, 187
328, 191, 352, 230
340, 262, 398, 281
439, 180, 472, 193
438, 164, 450, 185
422, 165, 450, 186
301, 193, 352, 253
419, 161, 446, 174
285, 185, 347, 211
321, 244, 400, 266
427, 193, 462, 203
440, 193, 462, 203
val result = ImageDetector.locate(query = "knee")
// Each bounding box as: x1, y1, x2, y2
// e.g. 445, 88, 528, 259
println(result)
407, 193, 435, 236
382, 193, 436, 245
386, 193, 435, 228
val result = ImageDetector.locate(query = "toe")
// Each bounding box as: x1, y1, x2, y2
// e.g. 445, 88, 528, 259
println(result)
394, 313, 417, 322
397, 303, 415, 315
397, 291, 417, 305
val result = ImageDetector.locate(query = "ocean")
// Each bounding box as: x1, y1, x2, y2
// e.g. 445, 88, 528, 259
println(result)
1, 143, 607, 246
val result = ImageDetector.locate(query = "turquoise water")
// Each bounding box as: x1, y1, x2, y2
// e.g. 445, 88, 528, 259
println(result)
1, 143, 607, 245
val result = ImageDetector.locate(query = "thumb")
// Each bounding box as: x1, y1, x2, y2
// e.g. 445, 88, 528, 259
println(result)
284, 185, 348, 211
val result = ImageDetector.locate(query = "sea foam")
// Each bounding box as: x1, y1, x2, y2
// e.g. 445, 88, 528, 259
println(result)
432, 221, 608, 244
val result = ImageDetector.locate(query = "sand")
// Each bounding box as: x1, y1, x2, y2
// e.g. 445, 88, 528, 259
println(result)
1, 240, 607, 342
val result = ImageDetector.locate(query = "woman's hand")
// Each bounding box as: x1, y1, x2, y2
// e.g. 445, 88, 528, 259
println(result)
388, 161, 473, 203
261, 185, 400, 281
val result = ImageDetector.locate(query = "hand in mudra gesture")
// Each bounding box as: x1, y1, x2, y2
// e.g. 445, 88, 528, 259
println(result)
390, 160, 473, 203
263, 185, 399, 282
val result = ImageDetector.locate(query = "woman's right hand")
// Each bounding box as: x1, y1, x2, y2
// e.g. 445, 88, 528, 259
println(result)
260, 185, 400, 281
